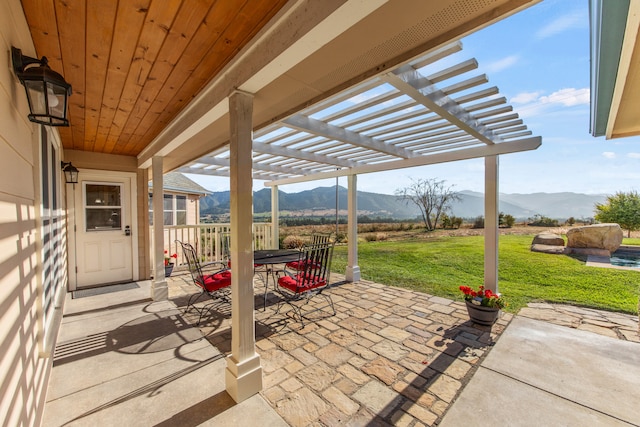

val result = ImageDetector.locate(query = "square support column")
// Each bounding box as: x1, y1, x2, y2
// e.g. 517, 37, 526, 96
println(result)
225, 90, 262, 402
151, 156, 168, 301
484, 155, 499, 293
271, 185, 279, 249
346, 174, 360, 281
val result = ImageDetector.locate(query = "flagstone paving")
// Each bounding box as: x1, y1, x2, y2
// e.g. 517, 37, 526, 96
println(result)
169, 272, 512, 426
168, 271, 639, 426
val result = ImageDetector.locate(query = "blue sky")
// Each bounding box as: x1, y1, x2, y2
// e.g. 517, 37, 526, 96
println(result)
188, 0, 640, 196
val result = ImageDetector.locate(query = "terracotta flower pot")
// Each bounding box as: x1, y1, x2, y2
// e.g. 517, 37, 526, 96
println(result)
465, 300, 500, 326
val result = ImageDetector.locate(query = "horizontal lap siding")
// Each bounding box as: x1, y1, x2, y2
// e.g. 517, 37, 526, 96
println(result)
0, 1, 68, 425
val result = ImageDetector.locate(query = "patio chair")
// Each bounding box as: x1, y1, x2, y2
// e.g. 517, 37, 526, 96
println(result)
285, 233, 333, 271
274, 241, 336, 326
176, 240, 231, 325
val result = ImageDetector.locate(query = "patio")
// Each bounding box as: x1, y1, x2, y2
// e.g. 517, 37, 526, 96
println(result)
43, 271, 639, 426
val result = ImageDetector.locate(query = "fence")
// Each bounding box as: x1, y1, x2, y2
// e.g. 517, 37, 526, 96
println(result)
151, 223, 274, 269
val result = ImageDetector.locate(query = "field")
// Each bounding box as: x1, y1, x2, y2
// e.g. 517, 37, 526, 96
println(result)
282, 224, 640, 314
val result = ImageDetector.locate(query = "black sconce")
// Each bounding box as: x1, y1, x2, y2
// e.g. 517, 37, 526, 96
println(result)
61, 162, 79, 184
12, 47, 72, 127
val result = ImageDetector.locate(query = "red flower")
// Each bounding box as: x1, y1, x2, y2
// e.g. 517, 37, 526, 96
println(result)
164, 251, 177, 266
459, 284, 506, 309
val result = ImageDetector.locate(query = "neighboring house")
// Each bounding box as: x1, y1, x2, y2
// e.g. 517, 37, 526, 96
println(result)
0, 1, 545, 425
149, 172, 211, 226
589, 0, 640, 139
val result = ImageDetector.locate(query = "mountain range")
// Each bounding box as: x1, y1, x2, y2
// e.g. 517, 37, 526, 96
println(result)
200, 186, 607, 220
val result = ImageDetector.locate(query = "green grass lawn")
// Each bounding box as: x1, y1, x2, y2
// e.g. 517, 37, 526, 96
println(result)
332, 235, 639, 314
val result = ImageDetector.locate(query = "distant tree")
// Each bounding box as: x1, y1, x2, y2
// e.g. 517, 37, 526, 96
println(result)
451, 216, 463, 229
594, 191, 640, 238
472, 216, 484, 229
566, 217, 576, 226
499, 212, 515, 228
441, 213, 451, 229
395, 178, 461, 231
527, 214, 559, 227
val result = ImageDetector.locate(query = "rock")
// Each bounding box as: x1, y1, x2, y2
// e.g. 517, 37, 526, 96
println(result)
532, 232, 565, 246
531, 244, 567, 254
566, 223, 623, 253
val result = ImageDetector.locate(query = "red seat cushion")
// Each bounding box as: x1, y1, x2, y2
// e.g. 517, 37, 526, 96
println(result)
199, 270, 231, 292
285, 261, 321, 271
278, 274, 326, 293
285, 261, 304, 270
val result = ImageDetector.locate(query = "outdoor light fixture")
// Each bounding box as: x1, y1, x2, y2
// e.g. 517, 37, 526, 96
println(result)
11, 46, 72, 126
61, 162, 79, 184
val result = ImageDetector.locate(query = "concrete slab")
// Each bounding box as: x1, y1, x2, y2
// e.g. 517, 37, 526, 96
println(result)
440, 368, 631, 426
440, 316, 640, 426
43, 281, 287, 427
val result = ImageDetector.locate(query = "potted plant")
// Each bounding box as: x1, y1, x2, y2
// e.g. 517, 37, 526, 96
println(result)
459, 285, 506, 326
164, 250, 177, 277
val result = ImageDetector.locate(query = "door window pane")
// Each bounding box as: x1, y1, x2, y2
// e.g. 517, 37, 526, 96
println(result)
85, 183, 123, 231
86, 184, 121, 206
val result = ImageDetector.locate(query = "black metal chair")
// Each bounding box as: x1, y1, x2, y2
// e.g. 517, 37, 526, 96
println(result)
176, 240, 231, 325
274, 241, 335, 326
285, 233, 333, 271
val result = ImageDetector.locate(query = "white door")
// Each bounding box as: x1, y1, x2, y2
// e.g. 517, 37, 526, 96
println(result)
71, 171, 136, 288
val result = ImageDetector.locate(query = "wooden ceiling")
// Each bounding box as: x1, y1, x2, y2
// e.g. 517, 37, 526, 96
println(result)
20, 0, 288, 156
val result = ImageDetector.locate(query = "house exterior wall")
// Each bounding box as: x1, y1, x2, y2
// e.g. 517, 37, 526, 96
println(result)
188, 193, 200, 224
0, 1, 67, 425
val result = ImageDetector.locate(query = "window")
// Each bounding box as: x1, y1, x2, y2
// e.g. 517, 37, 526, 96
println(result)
176, 195, 187, 225
149, 193, 187, 226
84, 184, 122, 231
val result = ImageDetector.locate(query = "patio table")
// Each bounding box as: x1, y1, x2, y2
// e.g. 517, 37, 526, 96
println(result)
253, 249, 300, 309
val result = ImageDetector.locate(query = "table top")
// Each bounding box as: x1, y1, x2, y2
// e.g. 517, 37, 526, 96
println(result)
254, 249, 300, 264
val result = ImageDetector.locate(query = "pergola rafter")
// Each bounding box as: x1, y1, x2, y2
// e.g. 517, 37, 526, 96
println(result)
178, 42, 540, 185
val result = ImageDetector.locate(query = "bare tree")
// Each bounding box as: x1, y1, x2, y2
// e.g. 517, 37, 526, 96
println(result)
395, 178, 461, 231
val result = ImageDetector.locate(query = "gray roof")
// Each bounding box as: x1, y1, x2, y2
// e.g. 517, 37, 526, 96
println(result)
149, 172, 211, 195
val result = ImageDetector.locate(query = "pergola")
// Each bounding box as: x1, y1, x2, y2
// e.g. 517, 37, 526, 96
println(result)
177, 40, 541, 286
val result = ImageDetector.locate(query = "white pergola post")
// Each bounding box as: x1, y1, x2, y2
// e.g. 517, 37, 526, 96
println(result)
484, 155, 499, 293
346, 174, 360, 281
271, 185, 279, 249
151, 156, 168, 300
225, 90, 262, 402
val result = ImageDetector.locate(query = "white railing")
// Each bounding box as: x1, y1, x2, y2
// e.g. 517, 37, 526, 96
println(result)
151, 222, 275, 269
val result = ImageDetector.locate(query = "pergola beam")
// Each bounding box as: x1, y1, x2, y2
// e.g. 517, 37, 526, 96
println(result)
264, 137, 541, 186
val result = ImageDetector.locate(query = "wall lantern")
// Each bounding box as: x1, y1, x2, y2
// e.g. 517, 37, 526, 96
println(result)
61, 162, 79, 184
11, 47, 72, 127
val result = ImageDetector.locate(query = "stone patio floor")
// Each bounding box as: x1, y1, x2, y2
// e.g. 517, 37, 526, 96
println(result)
167, 271, 639, 426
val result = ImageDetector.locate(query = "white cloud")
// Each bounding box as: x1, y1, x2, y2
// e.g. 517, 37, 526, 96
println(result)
539, 88, 590, 107
627, 153, 640, 159
535, 11, 585, 39
484, 55, 520, 73
511, 91, 542, 104
509, 88, 589, 119
602, 152, 616, 159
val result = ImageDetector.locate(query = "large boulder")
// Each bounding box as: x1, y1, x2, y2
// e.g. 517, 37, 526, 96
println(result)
532, 233, 565, 246
531, 232, 566, 254
566, 223, 623, 253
